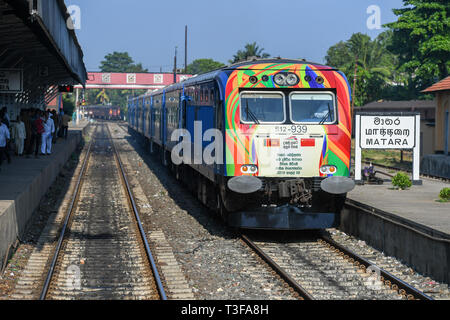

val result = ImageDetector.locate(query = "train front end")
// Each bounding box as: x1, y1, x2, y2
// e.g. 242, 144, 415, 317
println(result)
221, 61, 354, 230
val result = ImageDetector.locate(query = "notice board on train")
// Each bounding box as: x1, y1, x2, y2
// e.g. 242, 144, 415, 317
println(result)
355, 112, 422, 185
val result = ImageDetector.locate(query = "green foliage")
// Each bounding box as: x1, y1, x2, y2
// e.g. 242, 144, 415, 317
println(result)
100, 52, 148, 73
325, 0, 449, 104
439, 187, 450, 202
385, 0, 450, 92
392, 172, 413, 190
186, 59, 225, 75
325, 32, 398, 106
86, 52, 148, 108
230, 42, 270, 64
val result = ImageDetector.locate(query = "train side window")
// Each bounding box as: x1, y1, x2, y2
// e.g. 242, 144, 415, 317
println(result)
205, 89, 209, 103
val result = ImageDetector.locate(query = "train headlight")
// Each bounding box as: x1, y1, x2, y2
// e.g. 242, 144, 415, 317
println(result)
274, 73, 287, 86
241, 165, 258, 175
286, 73, 299, 86
320, 165, 337, 175
274, 72, 299, 86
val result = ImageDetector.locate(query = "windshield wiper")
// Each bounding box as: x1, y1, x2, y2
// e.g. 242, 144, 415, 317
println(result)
319, 103, 333, 125
245, 100, 260, 124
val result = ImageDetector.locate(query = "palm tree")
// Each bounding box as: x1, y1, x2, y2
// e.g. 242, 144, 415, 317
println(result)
96, 89, 110, 105
230, 42, 270, 64
326, 32, 396, 106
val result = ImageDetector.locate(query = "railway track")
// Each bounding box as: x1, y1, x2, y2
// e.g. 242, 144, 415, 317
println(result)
241, 233, 433, 300
361, 160, 450, 182
39, 123, 166, 300
119, 121, 435, 300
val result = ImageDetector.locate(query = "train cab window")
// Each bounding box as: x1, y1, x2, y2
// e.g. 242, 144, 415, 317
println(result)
240, 91, 285, 124
289, 92, 336, 124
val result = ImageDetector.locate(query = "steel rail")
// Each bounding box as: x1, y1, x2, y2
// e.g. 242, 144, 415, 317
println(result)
106, 123, 168, 300
362, 160, 450, 182
320, 235, 434, 300
241, 234, 315, 300
39, 125, 97, 300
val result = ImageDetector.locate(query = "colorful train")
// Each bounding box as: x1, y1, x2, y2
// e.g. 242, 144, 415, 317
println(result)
128, 59, 355, 230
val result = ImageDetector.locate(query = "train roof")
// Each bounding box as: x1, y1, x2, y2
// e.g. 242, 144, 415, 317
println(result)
224, 58, 331, 70
130, 58, 338, 101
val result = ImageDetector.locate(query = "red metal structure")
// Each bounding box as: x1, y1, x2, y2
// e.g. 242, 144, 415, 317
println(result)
74, 72, 193, 90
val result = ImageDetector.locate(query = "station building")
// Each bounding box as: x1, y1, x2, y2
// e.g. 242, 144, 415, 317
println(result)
421, 77, 450, 178
0, 0, 87, 120
0, 0, 86, 269
422, 76, 450, 155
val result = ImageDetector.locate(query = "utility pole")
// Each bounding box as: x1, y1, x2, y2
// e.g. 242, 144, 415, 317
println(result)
185, 25, 188, 74
174, 46, 178, 84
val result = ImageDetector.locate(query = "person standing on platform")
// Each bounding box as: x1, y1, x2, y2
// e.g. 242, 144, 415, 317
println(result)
31, 110, 44, 158
0, 118, 11, 170
41, 111, 55, 155
0, 107, 10, 128
51, 110, 59, 144
12, 115, 26, 156
62, 112, 71, 140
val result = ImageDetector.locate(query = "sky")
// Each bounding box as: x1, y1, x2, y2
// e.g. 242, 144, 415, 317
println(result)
65, 0, 405, 72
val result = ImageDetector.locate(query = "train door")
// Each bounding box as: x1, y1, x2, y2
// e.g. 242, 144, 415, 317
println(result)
180, 87, 188, 130
161, 90, 167, 149
147, 96, 152, 138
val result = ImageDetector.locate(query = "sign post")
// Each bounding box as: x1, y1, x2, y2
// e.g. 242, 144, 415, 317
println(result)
355, 112, 422, 185
0, 69, 23, 93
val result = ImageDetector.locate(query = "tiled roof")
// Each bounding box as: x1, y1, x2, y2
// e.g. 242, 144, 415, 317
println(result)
422, 76, 450, 93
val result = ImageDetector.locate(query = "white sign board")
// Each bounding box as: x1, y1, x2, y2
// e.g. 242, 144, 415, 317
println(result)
355, 112, 421, 185
0, 69, 23, 93
360, 115, 415, 149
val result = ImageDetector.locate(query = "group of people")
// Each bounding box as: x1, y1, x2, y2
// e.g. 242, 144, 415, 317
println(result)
0, 107, 72, 171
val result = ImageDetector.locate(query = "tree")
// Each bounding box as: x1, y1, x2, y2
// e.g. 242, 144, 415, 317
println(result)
86, 52, 148, 109
96, 89, 110, 105
230, 42, 270, 64
385, 0, 450, 91
325, 32, 397, 106
100, 52, 148, 73
186, 59, 225, 75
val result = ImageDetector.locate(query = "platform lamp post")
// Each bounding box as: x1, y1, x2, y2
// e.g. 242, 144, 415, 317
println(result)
75, 87, 79, 125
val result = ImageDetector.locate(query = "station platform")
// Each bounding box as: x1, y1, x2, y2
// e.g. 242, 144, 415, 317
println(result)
0, 120, 90, 269
347, 177, 450, 236
342, 174, 450, 283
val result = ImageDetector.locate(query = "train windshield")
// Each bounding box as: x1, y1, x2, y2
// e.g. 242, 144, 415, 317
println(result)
289, 92, 336, 124
240, 92, 285, 124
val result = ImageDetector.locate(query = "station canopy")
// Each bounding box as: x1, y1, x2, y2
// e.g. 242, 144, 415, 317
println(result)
0, 0, 87, 106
